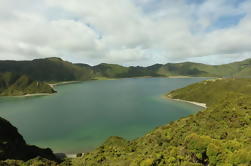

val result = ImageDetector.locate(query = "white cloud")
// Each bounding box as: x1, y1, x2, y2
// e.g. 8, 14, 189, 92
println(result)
0, 0, 250, 65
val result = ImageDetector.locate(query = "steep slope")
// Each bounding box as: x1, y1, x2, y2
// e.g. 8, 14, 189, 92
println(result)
70, 78, 251, 166
0, 57, 94, 82
0, 117, 58, 162
0, 72, 55, 96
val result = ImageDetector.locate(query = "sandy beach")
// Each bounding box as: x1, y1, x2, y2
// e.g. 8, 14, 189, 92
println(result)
164, 96, 207, 108
48, 81, 81, 88
13, 93, 54, 97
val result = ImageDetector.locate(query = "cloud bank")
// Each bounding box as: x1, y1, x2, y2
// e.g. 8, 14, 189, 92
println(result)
0, 0, 250, 66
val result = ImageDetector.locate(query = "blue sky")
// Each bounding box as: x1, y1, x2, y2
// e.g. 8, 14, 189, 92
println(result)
0, 0, 250, 66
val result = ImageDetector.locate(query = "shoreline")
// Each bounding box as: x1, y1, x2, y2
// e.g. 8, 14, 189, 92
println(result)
167, 76, 214, 79
11, 92, 56, 98
1, 81, 81, 98
1, 77, 212, 98
163, 95, 207, 108
21, 93, 54, 97
48, 81, 81, 88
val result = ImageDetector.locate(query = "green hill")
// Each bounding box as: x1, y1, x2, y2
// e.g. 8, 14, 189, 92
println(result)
156, 59, 251, 77
85, 58, 251, 78
157, 62, 210, 77
166, 78, 251, 107
92, 63, 163, 78
0, 57, 94, 82
0, 72, 55, 96
90, 58, 251, 78
92, 63, 129, 78
0, 58, 251, 83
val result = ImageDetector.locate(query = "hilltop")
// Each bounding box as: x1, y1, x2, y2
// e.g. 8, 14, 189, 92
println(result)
0, 72, 56, 96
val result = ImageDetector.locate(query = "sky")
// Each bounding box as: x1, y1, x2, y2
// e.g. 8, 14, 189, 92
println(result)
0, 0, 251, 66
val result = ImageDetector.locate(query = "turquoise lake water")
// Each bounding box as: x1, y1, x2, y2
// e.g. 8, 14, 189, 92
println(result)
0, 78, 207, 153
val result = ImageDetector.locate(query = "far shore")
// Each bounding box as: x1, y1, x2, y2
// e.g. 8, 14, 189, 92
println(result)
92, 76, 214, 80
167, 76, 214, 79
1, 77, 213, 98
48, 81, 81, 88
163, 95, 207, 108
14, 93, 54, 97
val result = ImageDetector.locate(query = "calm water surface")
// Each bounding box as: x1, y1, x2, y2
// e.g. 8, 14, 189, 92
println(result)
0, 78, 207, 153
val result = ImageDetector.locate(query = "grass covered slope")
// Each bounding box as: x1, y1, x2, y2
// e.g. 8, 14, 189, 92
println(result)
167, 78, 251, 107
70, 78, 251, 166
0, 72, 55, 96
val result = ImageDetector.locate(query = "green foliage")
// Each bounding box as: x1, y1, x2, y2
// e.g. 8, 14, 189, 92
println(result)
0, 72, 55, 96
185, 133, 211, 160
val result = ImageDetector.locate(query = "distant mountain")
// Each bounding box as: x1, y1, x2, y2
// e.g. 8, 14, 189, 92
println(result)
0, 116, 58, 162
0, 72, 55, 96
0, 57, 251, 96
91, 59, 251, 78
0, 58, 251, 82
155, 59, 251, 77
92, 63, 129, 78
0, 58, 251, 83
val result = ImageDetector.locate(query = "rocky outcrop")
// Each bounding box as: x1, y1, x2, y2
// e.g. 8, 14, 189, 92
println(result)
0, 117, 58, 162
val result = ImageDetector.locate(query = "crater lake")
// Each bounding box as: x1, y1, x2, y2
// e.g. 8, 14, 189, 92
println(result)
0, 78, 207, 154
